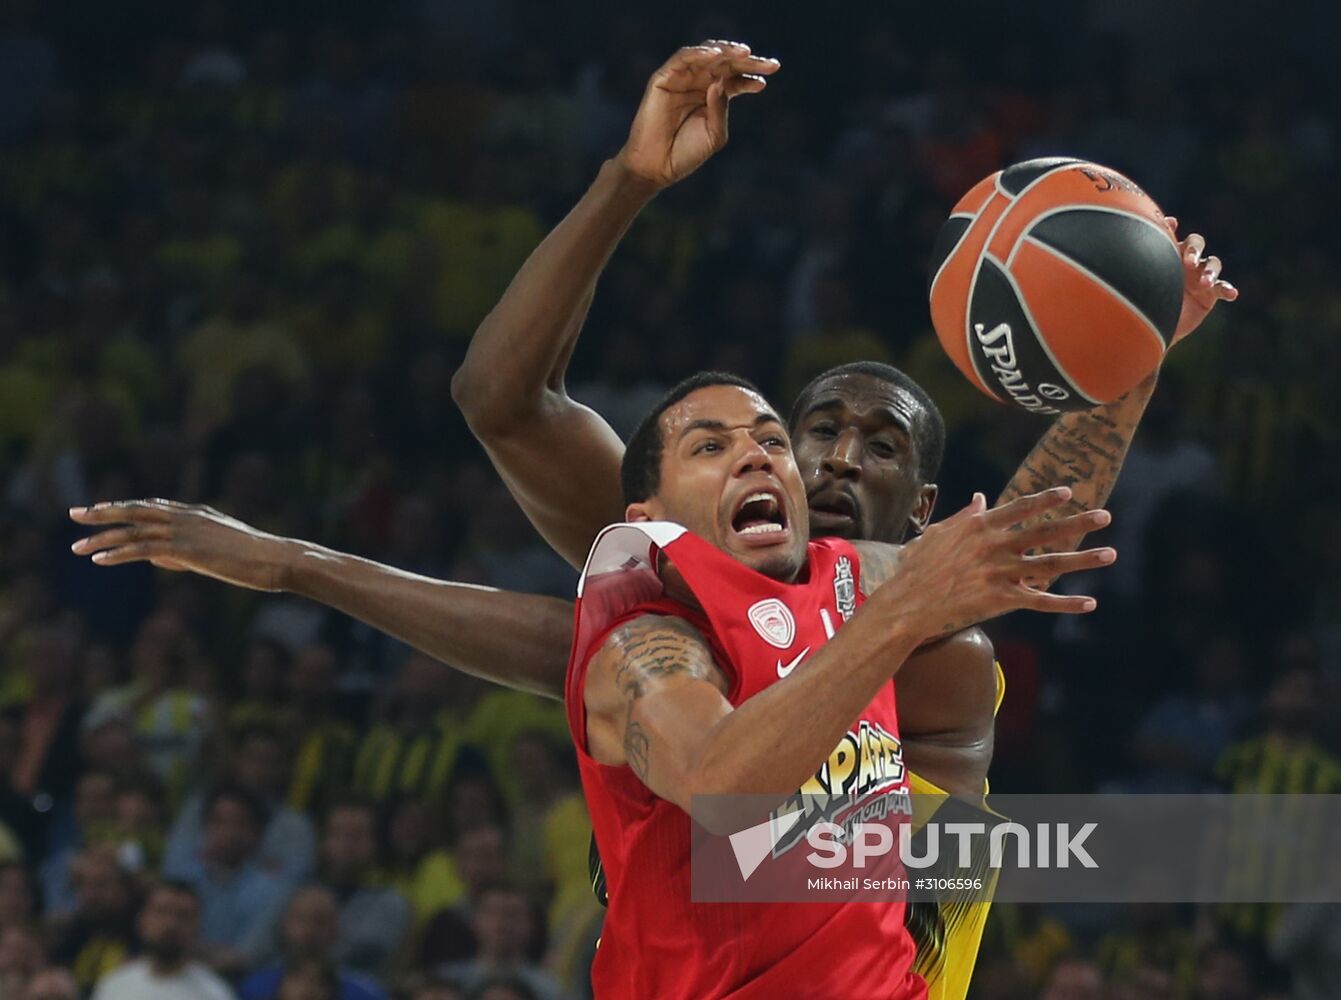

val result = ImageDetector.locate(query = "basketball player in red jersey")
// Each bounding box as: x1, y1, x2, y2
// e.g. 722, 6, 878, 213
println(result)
559, 372, 1114, 997
446, 38, 1237, 807
72, 392, 1114, 999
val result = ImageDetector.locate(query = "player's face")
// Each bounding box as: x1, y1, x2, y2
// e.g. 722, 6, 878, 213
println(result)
791, 373, 936, 544
630, 385, 809, 582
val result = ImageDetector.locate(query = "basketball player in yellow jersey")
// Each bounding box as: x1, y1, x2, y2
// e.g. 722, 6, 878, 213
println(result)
71, 42, 1237, 999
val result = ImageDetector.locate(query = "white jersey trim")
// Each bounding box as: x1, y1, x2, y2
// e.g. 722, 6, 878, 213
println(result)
576, 521, 688, 597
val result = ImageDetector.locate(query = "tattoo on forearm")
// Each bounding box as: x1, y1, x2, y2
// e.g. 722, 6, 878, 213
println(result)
624, 719, 650, 781
999, 388, 1148, 512
608, 615, 722, 701
997, 379, 1153, 557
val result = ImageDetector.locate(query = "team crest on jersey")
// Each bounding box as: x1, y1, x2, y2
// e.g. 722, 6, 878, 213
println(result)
834, 557, 857, 622
747, 598, 796, 649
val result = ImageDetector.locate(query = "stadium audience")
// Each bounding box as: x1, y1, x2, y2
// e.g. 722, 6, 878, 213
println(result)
239, 885, 388, 1000
164, 724, 317, 884
0, 2, 1334, 997
90, 881, 236, 1000
47, 845, 139, 992
163, 785, 291, 975
312, 799, 410, 978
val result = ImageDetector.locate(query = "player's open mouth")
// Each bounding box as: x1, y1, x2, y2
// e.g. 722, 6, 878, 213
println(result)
730, 489, 789, 542
807, 489, 858, 532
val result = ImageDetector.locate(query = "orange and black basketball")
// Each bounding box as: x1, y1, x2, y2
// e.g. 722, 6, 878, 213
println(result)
928, 157, 1184, 414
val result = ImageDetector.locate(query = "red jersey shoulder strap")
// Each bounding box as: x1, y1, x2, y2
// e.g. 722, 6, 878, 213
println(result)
566, 523, 721, 751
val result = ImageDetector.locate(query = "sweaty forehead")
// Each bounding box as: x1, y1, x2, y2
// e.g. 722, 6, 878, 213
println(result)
659, 385, 782, 439
799, 373, 924, 430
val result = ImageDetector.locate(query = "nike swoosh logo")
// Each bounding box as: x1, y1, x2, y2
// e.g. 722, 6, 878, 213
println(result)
776, 647, 811, 678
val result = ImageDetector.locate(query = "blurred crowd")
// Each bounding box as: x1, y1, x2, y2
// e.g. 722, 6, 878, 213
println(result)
0, 0, 1338, 998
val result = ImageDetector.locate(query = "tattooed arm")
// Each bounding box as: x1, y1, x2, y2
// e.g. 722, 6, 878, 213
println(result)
995, 374, 1157, 553
581, 497, 1115, 818
582, 608, 924, 820
995, 221, 1239, 555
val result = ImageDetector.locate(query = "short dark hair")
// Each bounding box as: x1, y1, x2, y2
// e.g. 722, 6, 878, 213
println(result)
621, 372, 766, 506
789, 361, 946, 484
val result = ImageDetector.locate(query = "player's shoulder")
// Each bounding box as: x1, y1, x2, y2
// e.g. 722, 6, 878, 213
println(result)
925, 625, 996, 666
592, 611, 718, 679
898, 626, 999, 748
591, 611, 727, 698
601, 611, 711, 655
900, 627, 997, 704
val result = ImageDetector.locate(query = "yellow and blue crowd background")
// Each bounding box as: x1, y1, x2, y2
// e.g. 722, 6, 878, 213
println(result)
0, 0, 1338, 998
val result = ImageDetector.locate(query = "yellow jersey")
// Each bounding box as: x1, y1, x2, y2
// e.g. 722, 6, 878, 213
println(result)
904, 660, 1006, 1000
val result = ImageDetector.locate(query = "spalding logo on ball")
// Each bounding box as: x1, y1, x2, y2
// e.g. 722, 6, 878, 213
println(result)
928, 157, 1184, 415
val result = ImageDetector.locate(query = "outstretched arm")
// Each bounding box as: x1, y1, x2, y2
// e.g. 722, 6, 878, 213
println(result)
451, 42, 778, 569
69, 501, 573, 700
996, 221, 1238, 550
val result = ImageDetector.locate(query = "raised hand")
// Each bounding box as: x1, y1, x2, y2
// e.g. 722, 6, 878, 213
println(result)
1163, 216, 1239, 345
69, 500, 296, 592
872, 487, 1115, 640
616, 40, 779, 190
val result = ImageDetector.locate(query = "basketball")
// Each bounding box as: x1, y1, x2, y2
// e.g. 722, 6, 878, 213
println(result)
928, 157, 1184, 415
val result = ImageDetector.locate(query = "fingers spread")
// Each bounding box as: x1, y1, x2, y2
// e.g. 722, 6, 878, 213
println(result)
1011, 508, 1111, 549
1016, 586, 1098, 614
1202, 254, 1222, 282
1017, 546, 1117, 577
981, 487, 1072, 528
1183, 232, 1206, 264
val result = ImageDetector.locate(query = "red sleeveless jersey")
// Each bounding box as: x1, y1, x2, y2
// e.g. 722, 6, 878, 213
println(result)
565, 522, 927, 1000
